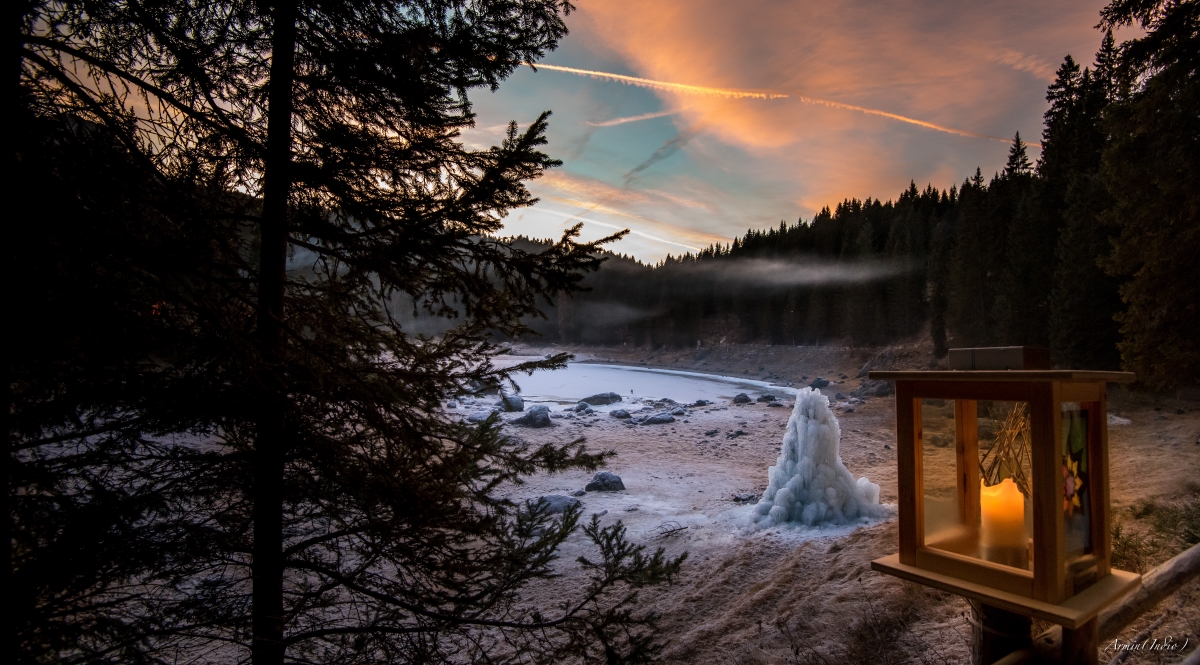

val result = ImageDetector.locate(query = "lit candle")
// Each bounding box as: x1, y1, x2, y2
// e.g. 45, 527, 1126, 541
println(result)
980, 478, 1028, 568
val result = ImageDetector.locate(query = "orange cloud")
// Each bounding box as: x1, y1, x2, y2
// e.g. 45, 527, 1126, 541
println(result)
570, 0, 1091, 152
990, 49, 1059, 82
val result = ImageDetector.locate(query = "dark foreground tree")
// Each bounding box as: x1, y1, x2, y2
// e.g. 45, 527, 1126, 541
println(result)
1098, 0, 1200, 389
14, 1, 683, 663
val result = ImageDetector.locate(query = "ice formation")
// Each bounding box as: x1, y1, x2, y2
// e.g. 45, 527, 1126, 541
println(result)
753, 387, 890, 527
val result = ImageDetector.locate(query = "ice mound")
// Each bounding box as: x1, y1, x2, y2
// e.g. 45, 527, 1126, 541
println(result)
753, 387, 890, 527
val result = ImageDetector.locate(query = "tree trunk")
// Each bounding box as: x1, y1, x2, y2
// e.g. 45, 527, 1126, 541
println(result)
252, 2, 296, 664
9, 1, 29, 656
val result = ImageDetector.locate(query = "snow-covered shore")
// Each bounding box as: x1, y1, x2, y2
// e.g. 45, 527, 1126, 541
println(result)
465, 343, 1200, 665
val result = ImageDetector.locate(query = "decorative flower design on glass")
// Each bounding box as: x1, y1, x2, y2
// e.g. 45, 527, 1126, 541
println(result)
1063, 456, 1083, 515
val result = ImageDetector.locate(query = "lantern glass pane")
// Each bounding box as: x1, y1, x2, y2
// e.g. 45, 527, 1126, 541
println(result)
921, 398, 959, 543
921, 399, 1033, 571
1061, 402, 1093, 557
977, 401, 1033, 570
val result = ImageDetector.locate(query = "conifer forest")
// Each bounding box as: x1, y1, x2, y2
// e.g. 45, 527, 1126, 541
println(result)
524, 20, 1198, 391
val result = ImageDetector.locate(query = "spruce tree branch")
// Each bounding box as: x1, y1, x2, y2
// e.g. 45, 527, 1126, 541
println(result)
21, 48, 150, 163
289, 558, 611, 631
23, 34, 259, 153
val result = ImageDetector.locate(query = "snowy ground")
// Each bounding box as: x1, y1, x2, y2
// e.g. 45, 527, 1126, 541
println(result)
451, 344, 1200, 665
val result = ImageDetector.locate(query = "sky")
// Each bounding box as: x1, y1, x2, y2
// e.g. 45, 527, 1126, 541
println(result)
463, 0, 1123, 262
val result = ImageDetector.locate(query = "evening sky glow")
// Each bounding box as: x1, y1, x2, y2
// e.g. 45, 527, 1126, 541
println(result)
468, 0, 1123, 261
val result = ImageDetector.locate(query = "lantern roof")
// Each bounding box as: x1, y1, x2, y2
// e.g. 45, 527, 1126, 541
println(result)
867, 370, 1135, 383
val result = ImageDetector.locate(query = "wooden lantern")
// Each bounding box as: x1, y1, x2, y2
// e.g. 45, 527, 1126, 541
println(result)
869, 348, 1140, 663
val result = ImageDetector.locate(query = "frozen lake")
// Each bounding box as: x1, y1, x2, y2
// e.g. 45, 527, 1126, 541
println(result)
496, 360, 798, 406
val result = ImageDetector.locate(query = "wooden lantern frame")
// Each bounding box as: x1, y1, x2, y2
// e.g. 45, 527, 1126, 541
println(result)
869, 369, 1141, 629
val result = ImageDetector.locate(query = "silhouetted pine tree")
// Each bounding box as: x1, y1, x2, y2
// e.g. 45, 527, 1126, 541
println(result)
993, 133, 1053, 347
1045, 51, 1123, 369
16, 2, 684, 664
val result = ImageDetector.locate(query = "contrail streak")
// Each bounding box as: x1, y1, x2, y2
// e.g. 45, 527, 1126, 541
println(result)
789, 94, 1029, 146
530, 63, 787, 100
586, 109, 678, 127
533, 206, 705, 252
526, 63, 1040, 147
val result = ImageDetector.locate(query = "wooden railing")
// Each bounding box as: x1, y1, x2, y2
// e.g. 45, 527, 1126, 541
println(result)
993, 542, 1200, 664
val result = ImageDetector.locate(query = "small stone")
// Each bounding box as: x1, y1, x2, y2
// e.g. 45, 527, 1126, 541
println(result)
447, 401, 457, 408
732, 393, 751, 404
884, 444, 891, 449
671, 407, 686, 416
571, 489, 587, 497
610, 409, 631, 419
624, 505, 639, 512
640, 413, 675, 425
809, 377, 830, 389
834, 392, 846, 400
467, 409, 499, 423
756, 394, 777, 403
705, 429, 719, 436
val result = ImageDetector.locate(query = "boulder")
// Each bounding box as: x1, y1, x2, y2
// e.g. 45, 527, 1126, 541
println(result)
572, 402, 590, 413
808, 377, 830, 389
610, 409, 631, 419
756, 394, 777, 403
585, 471, 625, 492
512, 405, 551, 428
732, 393, 752, 404
516, 403, 552, 424
467, 409, 499, 423
530, 494, 580, 515
670, 407, 686, 416
447, 400, 457, 408
496, 392, 524, 412
640, 412, 675, 425
693, 399, 710, 407
581, 392, 623, 406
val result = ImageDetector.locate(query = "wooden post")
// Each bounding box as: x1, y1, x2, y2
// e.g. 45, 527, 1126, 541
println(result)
1061, 618, 1099, 665
955, 399, 980, 526
897, 381, 922, 565
973, 602, 1032, 665
1032, 381, 1065, 603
